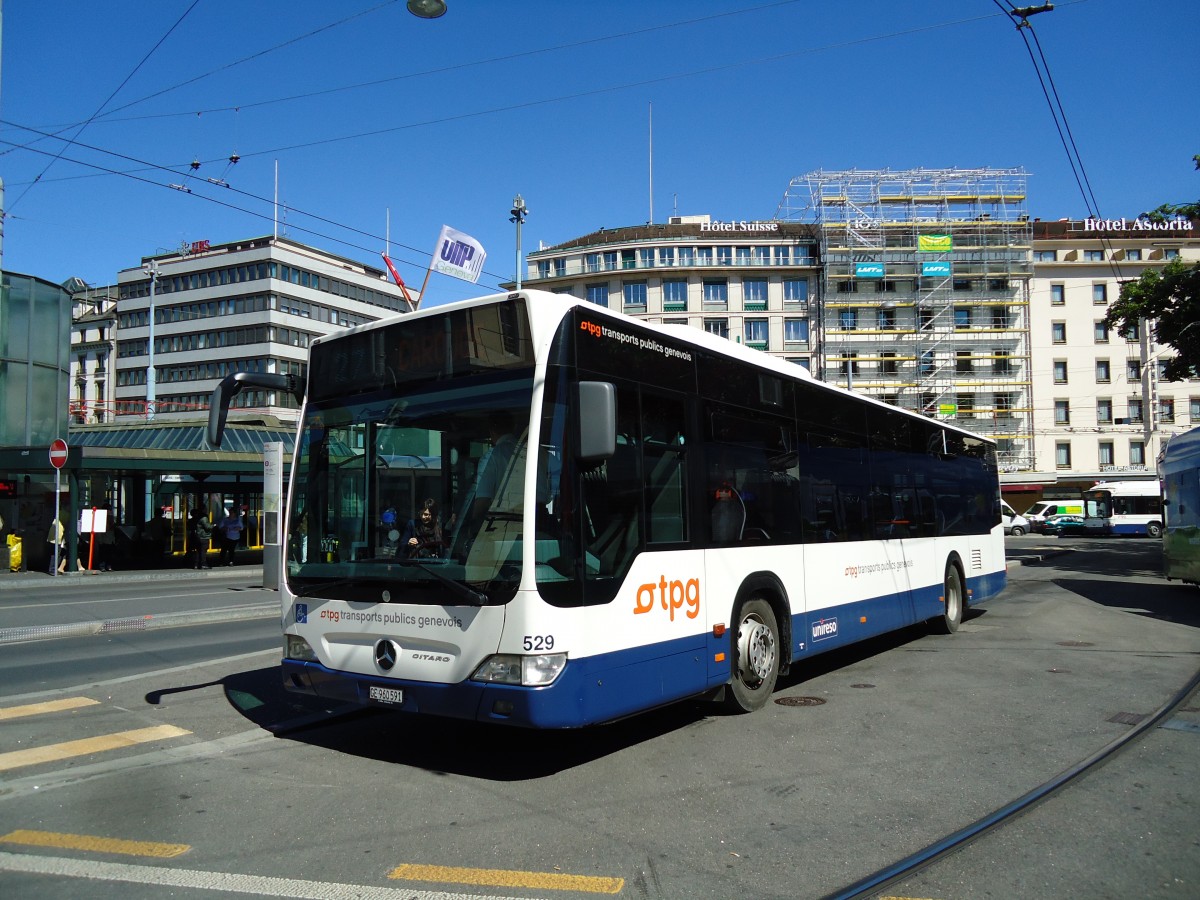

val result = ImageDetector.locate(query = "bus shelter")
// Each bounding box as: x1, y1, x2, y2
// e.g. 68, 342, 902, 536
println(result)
0, 422, 294, 573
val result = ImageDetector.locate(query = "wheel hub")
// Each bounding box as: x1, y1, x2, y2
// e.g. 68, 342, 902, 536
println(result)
738, 616, 777, 684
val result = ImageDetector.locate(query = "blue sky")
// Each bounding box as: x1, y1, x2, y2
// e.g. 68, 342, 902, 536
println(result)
2, 0, 1196, 303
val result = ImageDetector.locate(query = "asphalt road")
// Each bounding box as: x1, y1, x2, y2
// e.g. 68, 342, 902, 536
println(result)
0, 538, 1196, 899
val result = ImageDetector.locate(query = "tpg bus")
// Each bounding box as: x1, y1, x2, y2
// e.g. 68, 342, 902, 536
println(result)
1161, 427, 1200, 585
1086, 480, 1164, 538
209, 290, 1006, 728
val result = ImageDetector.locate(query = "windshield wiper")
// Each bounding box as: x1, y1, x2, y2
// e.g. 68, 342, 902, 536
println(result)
405, 560, 489, 607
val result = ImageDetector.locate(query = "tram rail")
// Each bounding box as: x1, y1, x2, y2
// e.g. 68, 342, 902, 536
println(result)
823, 666, 1200, 900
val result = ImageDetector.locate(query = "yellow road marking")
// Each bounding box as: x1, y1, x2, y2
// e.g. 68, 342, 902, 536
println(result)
0, 829, 190, 858
0, 697, 100, 720
0, 724, 191, 772
389, 863, 624, 894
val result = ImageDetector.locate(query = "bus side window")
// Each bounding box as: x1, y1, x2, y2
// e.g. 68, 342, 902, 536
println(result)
641, 391, 688, 544
704, 406, 799, 544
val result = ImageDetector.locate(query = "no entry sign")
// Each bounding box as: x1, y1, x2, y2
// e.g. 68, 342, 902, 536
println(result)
49, 438, 68, 469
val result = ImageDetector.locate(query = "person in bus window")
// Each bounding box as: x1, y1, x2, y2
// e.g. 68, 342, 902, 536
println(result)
401, 499, 445, 559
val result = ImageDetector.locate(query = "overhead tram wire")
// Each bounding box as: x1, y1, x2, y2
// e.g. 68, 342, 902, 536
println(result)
66, 8, 1018, 169
0, 120, 436, 272
13, 6, 1028, 187
0, 139, 428, 285
79, 0, 813, 127
4, 0, 201, 213
992, 0, 1127, 283
0, 1, 402, 160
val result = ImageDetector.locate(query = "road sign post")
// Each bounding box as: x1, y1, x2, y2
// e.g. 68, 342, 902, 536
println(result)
49, 439, 68, 575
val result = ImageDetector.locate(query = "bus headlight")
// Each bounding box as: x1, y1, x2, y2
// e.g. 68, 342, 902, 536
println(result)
285, 634, 317, 662
471, 653, 567, 687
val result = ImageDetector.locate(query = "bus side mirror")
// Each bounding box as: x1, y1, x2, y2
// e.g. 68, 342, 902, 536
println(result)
576, 381, 616, 463
208, 372, 304, 448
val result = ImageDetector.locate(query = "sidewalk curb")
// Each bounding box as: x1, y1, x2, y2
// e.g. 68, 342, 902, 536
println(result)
0, 602, 278, 645
0, 566, 266, 592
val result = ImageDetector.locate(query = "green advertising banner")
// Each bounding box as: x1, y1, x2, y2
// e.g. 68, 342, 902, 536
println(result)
918, 234, 953, 253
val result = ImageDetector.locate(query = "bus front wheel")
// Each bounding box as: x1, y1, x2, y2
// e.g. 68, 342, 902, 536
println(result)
930, 563, 964, 635
725, 597, 779, 713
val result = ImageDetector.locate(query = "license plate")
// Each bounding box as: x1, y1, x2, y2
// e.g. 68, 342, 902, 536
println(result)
368, 686, 403, 705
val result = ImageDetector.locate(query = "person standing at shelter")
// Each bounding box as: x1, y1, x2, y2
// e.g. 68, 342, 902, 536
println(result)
47, 516, 67, 574
98, 502, 117, 572
218, 506, 244, 566
188, 508, 213, 569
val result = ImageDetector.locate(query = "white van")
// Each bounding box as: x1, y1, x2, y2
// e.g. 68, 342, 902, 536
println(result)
1001, 501, 1029, 536
1026, 500, 1084, 533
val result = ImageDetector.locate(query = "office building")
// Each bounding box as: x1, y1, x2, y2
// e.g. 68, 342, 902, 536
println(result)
112, 235, 411, 426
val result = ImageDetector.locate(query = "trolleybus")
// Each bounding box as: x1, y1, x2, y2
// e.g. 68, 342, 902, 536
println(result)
1086, 480, 1164, 537
1161, 427, 1200, 585
209, 289, 1007, 728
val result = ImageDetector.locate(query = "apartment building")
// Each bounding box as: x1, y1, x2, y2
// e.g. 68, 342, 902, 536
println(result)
1029, 216, 1199, 489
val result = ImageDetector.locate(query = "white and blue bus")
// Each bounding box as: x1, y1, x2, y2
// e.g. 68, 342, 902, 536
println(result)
209, 290, 1006, 728
1086, 480, 1164, 538
1161, 428, 1200, 585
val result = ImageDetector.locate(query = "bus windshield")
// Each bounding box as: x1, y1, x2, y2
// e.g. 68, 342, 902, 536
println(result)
285, 299, 538, 606
287, 373, 534, 605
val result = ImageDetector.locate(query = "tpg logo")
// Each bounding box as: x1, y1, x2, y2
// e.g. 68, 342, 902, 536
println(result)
811, 617, 838, 642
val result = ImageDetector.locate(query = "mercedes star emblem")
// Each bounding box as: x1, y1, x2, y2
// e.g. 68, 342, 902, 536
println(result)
374, 639, 400, 671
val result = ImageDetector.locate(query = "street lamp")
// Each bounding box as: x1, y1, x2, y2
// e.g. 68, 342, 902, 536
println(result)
407, 0, 447, 18
510, 194, 528, 290
142, 260, 159, 422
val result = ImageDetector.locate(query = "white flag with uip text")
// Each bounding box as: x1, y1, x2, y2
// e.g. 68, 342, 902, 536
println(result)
431, 225, 486, 283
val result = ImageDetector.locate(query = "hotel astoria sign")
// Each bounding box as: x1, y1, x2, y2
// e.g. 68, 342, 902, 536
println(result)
1084, 216, 1193, 232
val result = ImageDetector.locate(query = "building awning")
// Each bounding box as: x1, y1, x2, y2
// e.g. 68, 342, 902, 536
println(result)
0, 422, 296, 475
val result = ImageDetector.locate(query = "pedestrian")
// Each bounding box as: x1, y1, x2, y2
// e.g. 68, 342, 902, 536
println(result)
98, 502, 117, 572
218, 506, 244, 566
47, 517, 67, 574
188, 508, 213, 569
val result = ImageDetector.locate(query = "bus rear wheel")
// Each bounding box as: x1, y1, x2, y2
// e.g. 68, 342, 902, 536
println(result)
930, 562, 964, 635
724, 597, 779, 713
1146, 521, 1163, 539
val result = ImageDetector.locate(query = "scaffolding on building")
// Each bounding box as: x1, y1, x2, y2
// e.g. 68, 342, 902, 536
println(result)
776, 167, 1035, 471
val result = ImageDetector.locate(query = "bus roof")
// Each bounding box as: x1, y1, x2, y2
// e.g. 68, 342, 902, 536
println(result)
1088, 480, 1160, 495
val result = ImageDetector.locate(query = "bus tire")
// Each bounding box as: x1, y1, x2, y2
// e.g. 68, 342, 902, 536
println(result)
724, 597, 779, 713
930, 562, 964, 635
1146, 521, 1163, 539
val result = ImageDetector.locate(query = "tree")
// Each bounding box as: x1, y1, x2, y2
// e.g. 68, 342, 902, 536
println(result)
1103, 259, 1200, 381
1101, 154, 1199, 381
